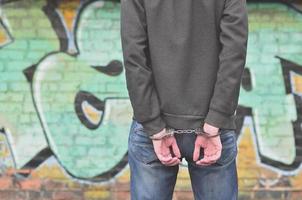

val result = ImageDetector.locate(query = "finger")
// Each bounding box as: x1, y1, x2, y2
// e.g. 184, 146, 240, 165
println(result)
159, 149, 180, 166
193, 143, 201, 161
171, 141, 181, 158
196, 160, 213, 166
196, 155, 215, 166
161, 155, 175, 165
196, 158, 216, 166
199, 136, 208, 148
157, 153, 173, 163
196, 153, 211, 164
162, 157, 180, 166
197, 149, 221, 165
162, 146, 171, 158
165, 159, 181, 166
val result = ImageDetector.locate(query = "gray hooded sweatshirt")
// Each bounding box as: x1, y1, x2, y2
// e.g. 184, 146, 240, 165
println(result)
120, 0, 248, 136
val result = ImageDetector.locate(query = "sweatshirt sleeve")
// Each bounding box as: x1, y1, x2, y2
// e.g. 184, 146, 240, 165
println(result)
204, 0, 248, 129
120, 0, 166, 136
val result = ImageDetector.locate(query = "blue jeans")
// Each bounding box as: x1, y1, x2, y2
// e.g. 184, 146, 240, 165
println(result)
128, 119, 238, 200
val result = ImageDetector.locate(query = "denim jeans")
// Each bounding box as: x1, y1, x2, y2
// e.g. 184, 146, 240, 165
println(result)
128, 119, 238, 200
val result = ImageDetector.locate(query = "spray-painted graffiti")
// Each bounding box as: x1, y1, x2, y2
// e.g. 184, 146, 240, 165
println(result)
237, 1, 302, 174
0, 0, 302, 188
0, 0, 132, 182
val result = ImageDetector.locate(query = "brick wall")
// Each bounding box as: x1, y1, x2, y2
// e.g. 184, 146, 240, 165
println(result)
0, 0, 302, 199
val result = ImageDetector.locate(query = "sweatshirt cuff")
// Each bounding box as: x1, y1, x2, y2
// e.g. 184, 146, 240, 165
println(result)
141, 116, 166, 137
204, 108, 235, 129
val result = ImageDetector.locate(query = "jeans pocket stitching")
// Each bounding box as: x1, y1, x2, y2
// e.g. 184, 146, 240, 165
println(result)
133, 121, 146, 136
134, 128, 146, 136
221, 132, 236, 149
129, 143, 159, 165
130, 128, 153, 147
216, 143, 238, 166
130, 136, 152, 147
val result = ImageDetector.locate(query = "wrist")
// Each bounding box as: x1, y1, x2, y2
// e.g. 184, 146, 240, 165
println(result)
149, 128, 174, 140
203, 123, 219, 135
204, 129, 219, 135
196, 126, 221, 138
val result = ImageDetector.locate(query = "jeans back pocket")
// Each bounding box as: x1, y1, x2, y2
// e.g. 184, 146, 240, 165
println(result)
128, 120, 160, 165
215, 129, 238, 166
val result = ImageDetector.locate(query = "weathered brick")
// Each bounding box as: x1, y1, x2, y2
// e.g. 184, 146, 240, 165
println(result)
52, 190, 84, 200
0, 176, 13, 190
18, 178, 42, 191
0, 190, 27, 200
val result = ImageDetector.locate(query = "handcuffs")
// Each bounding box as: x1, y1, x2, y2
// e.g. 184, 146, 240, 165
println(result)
149, 127, 222, 140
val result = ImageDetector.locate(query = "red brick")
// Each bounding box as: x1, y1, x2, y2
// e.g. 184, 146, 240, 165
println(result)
111, 191, 130, 200
0, 190, 27, 200
18, 178, 42, 191
0, 176, 13, 189
53, 190, 84, 200
42, 179, 68, 190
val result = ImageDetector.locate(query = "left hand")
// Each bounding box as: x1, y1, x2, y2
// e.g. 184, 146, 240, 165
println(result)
151, 128, 181, 166
193, 123, 222, 166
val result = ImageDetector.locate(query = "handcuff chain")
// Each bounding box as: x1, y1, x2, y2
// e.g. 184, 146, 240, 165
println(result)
150, 127, 222, 140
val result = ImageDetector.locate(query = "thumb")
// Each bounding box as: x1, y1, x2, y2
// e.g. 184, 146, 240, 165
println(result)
193, 142, 201, 161
171, 140, 181, 158
199, 136, 208, 148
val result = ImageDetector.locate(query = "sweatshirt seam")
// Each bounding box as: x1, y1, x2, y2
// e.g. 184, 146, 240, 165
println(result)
138, 114, 163, 125
162, 112, 205, 119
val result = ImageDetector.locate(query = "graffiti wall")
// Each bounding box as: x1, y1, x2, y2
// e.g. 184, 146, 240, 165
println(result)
0, 0, 301, 199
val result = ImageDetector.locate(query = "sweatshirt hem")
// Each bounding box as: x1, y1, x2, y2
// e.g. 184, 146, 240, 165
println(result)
162, 112, 205, 129
161, 112, 237, 130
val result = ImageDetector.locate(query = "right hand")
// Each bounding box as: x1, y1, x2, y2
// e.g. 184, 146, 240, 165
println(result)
193, 134, 222, 166
151, 128, 182, 166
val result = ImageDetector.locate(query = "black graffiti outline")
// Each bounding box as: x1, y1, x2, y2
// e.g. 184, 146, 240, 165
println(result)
5, 0, 128, 182
22, 50, 128, 182
237, 57, 302, 171
0, 18, 14, 48
269, 56, 302, 171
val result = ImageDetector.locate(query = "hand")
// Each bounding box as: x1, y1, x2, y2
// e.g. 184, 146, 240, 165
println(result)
151, 128, 181, 166
193, 123, 222, 166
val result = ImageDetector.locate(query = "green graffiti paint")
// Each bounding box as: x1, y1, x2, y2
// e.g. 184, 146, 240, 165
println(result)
241, 3, 302, 166
31, 1, 131, 179
0, 0, 59, 169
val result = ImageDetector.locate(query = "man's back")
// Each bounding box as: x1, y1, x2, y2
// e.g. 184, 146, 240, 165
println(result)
121, 0, 248, 136
121, 0, 248, 198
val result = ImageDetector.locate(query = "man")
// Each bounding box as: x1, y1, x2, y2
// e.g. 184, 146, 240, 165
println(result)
120, 0, 248, 199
